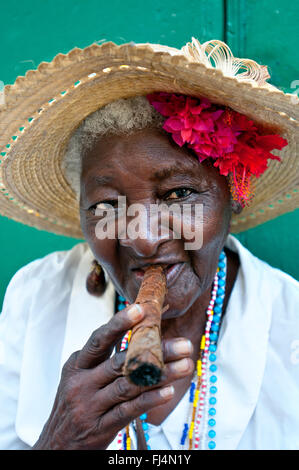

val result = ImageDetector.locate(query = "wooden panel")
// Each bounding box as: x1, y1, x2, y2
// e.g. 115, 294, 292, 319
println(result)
0, 0, 224, 85
225, 0, 299, 279
225, 0, 299, 90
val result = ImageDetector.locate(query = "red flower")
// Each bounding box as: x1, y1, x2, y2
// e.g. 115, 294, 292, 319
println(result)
147, 92, 288, 207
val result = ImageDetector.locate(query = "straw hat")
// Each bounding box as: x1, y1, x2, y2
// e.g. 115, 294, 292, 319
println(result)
0, 38, 298, 238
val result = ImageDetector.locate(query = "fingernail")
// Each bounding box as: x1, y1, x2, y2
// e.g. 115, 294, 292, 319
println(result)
160, 385, 175, 398
174, 358, 191, 373
172, 339, 192, 355
127, 304, 143, 322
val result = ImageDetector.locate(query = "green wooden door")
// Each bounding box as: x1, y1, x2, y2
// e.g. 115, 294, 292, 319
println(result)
225, 0, 299, 277
0, 0, 298, 309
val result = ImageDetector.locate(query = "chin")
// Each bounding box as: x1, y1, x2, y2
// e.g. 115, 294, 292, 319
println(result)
160, 287, 197, 321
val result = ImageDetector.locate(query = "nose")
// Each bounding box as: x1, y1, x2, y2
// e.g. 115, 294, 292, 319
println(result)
118, 207, 171, 258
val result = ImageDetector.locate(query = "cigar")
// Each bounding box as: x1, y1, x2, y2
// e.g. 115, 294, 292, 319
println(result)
123, 265, 167, 386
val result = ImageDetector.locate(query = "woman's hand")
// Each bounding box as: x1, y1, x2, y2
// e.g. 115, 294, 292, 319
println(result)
33, 304, 194, 450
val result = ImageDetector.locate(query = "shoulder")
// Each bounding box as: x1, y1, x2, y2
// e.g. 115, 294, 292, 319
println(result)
0, 241, 89, 372
11, 242, 87, 281
5, 242, 87, 287
226, 234, 298, 288
226, 235, 299, 321
1, 242, 88, 320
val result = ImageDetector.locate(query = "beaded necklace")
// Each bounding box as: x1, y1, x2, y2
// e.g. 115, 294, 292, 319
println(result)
116, 251, 227, 450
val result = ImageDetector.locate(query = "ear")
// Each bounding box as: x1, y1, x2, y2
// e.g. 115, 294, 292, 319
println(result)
231, 200, 243, 214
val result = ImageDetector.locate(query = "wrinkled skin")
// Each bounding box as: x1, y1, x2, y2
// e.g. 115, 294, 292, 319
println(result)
34, 128, 240, 449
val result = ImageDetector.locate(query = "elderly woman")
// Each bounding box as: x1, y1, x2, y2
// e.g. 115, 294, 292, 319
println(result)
0, 39, 298, 451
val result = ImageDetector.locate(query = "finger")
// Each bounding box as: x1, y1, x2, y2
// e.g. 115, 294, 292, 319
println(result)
162, 337, 193, 363
91, 337, 193, 388
76, 303, 144, 369
90, 350, 127, 387
95, 357, 194, 410
101, 384, 176, 436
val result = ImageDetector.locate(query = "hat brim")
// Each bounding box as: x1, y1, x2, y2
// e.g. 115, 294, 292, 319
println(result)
0, 41, 298, 238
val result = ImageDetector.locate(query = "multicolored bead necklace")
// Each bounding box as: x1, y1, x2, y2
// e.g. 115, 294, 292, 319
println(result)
116, 250, 227, 450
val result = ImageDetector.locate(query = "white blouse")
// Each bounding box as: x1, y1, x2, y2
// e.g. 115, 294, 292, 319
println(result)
0, 235, 298, 450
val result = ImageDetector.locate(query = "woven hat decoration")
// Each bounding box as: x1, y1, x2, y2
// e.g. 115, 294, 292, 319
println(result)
0, 38, 298, 238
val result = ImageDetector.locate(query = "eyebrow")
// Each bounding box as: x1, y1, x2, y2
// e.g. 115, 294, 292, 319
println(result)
92, 175, 115, 186
86, 162, 200, 188
152, 165, 198, 181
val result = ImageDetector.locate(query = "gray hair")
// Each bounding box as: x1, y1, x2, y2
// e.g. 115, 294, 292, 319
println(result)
62, 96, 164, 197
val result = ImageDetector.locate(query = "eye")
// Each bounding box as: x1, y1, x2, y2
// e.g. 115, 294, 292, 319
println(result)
89, 200, 117, 215
164, 188, 195, 200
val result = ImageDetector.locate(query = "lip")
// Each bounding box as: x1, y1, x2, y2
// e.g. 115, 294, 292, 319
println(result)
132, 262, 186, 288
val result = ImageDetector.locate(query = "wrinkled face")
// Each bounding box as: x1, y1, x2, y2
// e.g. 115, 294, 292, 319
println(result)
80, 128, 233, 319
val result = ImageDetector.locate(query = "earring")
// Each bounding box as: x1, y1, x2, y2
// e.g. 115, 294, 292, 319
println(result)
86, 259, 107, 297
231, 200, 243, 214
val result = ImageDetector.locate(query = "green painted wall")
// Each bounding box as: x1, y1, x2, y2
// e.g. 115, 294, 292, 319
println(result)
0, 0, 298, 309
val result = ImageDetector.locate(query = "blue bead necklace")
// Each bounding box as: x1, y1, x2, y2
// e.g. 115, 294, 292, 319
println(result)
116, 251, 227, 450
